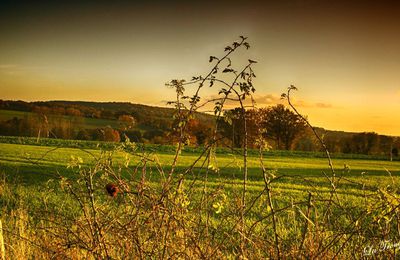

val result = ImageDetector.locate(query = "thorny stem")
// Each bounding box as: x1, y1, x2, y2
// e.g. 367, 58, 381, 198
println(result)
258, 124, 280, 258
86, 170, 109, 258
299, 192, 312, 254
284, 86, 339, 220
161, 39, 255, 258
230, 87, 249, 257
167, 37, 249, 179
284, 85, 348, 256
264, 175, 281, 259
285, 86, 335, 177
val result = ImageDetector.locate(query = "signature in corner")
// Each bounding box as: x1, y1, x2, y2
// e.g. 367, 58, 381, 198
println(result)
363, 240, 400, 256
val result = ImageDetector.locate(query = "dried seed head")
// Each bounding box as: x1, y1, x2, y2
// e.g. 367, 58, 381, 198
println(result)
105, 183, 119, 197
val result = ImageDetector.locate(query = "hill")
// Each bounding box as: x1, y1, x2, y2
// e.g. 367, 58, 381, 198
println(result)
0, 99, 398, 158
0, 99, 215, 144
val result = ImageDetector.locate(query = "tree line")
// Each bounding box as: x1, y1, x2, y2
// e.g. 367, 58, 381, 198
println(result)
216, 105, 399, 158
0, 100, 398, 157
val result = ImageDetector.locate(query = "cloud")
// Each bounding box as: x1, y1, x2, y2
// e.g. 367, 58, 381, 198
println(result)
292, 100, 333, 109
315, 102, 332, 108
253, 94, 333, 109
253, 94, 283, 106
172, 93, 334, 112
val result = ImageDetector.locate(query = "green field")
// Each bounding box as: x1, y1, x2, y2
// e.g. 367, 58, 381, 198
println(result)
1, 140, 400, 258
1, 142, 399, 185
0, 109, 31, 121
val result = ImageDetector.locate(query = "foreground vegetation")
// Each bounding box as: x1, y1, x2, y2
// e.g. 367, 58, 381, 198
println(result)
1, 140, 400, 258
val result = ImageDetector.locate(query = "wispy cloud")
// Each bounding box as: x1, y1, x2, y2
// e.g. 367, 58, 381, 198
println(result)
252, 94, 283, 106
253, 94, 333, 109
190, 93, 334, 112
315, 102, 333, 108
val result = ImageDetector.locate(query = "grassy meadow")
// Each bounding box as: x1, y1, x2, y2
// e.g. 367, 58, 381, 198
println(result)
1, 138, 400, 258
1, 141, 399, 185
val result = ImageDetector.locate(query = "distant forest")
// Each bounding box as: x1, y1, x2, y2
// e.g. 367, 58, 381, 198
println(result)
0, 100, 398, 158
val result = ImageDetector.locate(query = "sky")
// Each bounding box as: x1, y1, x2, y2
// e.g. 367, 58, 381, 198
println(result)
1, 1, 400, 136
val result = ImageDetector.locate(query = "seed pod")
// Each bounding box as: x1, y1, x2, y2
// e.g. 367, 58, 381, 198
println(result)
105, 183, 119, 197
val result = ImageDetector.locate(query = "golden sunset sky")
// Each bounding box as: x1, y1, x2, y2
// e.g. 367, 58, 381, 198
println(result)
1, 1, 399, 135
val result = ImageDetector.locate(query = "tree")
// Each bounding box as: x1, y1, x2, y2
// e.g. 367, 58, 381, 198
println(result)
118, 115, 135, 128
124, 130, 142, 142
393, 147, 399, 157
143, 129, 164, 143
221, 108, 246, 148
220, 108, 262, 149
66, 107, 82, 117
261, 104, 306, 150
347, 132, 380, 155
92, 127, 120, 142
186, 118, 214, 146
293, 127, 320, 151
76, 129, 92, 140
103, 127, 120, 142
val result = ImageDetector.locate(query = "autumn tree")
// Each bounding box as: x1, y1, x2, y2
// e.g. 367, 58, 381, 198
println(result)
101, 127, 121, 142
118, 115, 135, 129
261, 104, 306, 150
293, 127, 320, 151
66, 107, 82, 117
185, 118, 214, 146
220, 108, 246, 148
